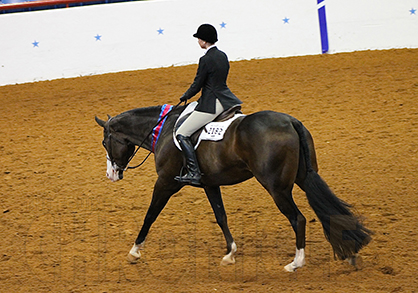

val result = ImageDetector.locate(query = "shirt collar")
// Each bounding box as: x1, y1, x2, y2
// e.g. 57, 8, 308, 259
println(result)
205, 45, 217, 54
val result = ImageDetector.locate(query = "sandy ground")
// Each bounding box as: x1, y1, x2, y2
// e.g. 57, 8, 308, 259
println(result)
1, 48, 418, 292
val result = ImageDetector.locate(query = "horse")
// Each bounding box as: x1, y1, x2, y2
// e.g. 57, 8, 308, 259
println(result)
95, 104, 371, 272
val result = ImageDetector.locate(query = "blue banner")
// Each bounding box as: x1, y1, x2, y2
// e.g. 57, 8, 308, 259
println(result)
317, 0, 329, 54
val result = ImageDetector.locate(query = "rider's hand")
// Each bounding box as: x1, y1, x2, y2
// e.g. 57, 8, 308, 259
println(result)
180, 95, 188, 102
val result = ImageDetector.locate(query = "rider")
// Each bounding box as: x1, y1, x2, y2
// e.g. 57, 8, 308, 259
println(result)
175, 23, 242, 186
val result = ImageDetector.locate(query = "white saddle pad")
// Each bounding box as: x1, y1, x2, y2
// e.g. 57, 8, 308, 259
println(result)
173, 102, 245, 150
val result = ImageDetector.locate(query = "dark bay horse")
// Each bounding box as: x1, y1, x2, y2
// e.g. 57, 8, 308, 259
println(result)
95, 104, 371, 272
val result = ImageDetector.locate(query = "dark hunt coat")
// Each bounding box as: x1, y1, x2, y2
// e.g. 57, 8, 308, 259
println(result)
181, 47, 242, 114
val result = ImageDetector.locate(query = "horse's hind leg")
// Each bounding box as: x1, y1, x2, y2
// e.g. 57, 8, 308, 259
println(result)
257, 175, 306, 272
270, 187, 307, 272
204, 186, 237, 266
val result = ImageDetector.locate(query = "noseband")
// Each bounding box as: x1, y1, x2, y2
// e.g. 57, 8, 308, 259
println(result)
105, 133, 127, 172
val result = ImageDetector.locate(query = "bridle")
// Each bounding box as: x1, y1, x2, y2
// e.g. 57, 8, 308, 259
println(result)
105, 133, 139, 172
105, 101, 184, 172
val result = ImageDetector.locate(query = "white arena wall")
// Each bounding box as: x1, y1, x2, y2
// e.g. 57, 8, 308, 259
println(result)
0, 0, 417, 86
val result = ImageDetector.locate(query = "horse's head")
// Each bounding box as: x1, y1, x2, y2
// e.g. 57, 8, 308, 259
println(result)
95, 116, 136, 182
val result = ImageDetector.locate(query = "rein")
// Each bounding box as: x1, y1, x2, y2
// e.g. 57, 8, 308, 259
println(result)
123, 101, 184, 170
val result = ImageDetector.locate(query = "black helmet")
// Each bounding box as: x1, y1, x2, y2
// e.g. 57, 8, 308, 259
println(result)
193, 24, 218, 44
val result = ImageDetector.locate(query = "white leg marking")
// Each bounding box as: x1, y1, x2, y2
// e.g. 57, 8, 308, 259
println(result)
220, 242, 237, 266
127, 243, 143, 264
284, 248, 305, 272
347, 254, 363, 269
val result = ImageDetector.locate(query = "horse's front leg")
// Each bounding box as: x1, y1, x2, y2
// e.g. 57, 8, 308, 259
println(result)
204, 186, 237, 266
127, 178, 181, 263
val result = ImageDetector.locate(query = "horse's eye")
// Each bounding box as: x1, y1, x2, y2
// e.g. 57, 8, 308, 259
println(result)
102, 141, 106, 147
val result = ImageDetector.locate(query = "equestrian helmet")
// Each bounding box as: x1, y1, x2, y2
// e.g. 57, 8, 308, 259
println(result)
193, 24, 218, 44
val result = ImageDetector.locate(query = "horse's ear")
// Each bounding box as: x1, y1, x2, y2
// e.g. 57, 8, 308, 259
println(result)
107, 114, 112, 120
95, 116, 106, 128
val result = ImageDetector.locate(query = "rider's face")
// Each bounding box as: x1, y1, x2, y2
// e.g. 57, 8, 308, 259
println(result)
198, 38, 207, 49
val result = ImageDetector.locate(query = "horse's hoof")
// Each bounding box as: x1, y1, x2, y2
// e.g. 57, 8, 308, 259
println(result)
220, 242, 237, 266
284, 248, 305, 272
347, 254, 363, 270
284, 263, 297, 272
220, 255, 235, 266
127, 252, 141, 264
284, 261, 305, 272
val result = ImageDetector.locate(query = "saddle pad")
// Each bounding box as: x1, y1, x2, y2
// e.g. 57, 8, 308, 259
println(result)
173, 102, 245, 150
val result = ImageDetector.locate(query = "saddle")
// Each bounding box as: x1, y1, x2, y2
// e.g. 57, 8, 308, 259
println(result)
173, 102, 244, 149
214, 104, 242, 122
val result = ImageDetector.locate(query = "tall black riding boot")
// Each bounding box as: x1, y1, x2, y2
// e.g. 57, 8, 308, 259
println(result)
175, 134, 202, 186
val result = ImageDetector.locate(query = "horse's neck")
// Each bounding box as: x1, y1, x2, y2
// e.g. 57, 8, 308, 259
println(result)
115, 106, 162, 149
113, 105, 183, 151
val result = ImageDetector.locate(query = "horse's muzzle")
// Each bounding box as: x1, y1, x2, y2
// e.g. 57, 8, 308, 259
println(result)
106, 157, 124, 182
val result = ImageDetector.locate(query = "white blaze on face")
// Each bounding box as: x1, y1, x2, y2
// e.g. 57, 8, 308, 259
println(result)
106, 153, 120, 182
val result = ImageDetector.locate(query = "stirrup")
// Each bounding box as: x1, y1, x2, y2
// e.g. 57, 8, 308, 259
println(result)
175, 174, 202, 186
175, 167, 202, 186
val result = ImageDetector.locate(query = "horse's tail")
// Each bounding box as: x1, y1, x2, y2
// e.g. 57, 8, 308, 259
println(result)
291, 119, 372, 260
